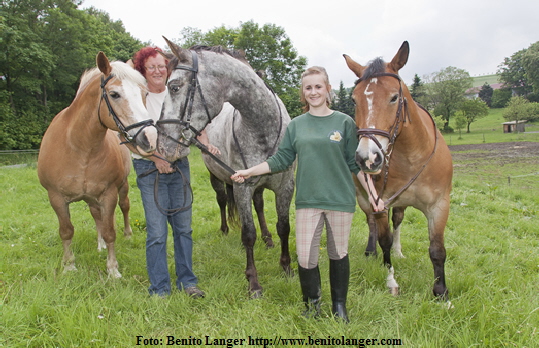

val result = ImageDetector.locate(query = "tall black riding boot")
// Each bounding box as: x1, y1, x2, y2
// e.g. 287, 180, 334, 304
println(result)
329, 255, 350, 322
298, 265, 321, 319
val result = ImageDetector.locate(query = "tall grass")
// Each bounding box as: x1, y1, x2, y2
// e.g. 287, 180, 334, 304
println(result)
1, 113, 538, 347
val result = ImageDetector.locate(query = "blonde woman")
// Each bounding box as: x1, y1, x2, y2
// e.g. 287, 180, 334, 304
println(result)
231, 66, 382, 322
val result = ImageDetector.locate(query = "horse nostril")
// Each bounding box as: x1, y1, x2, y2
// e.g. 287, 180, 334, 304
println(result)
373, 152, 383, 167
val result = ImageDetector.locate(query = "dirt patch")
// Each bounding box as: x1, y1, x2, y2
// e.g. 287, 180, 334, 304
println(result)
449, 141, 539, 165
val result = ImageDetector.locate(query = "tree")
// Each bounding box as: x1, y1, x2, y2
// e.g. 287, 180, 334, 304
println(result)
458, 98, 489, 133
491, 88, 512, 108
478, 82, 493, 107
503, 96, 539, 127
0, 0, 144, 149
172, 20, 307, 117
497, 45, 534, 97
333, 81, 355, 117
453, 113, 467, 140
521, 41, 539, 95
424, 66, 473, 131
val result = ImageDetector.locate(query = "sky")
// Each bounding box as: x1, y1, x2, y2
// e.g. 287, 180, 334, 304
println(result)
81, 0, 539, 88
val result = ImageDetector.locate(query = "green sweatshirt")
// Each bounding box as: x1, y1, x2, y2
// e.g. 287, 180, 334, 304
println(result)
267, 111, 360, 213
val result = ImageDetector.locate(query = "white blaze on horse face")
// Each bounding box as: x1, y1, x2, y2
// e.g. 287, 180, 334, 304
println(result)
121, 80, 158, 155
364, 78, 377, 124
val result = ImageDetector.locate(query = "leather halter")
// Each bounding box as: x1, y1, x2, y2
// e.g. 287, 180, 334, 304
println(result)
355, 72, 438, 207
156, 51, 212, 148
98, 74, 155, 144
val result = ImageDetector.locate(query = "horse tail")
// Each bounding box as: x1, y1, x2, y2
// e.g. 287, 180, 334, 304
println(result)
226, 183, 240, 227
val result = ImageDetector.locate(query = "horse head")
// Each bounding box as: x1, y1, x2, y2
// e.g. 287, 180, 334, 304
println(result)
343, 41, 410, 174
156, 37, 225, 162
96, 51, 158, 156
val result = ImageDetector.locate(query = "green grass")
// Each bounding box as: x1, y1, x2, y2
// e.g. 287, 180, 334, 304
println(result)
445, 108, 539, 146
1, 109, 538, 347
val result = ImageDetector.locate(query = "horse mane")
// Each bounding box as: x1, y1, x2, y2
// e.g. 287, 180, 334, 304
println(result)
76, 61, 147, 96
355, 57, 386, 85
189, 45, 252, 67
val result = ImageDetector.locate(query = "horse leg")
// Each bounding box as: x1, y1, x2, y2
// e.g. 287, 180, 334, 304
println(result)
376, 211, 399, 295
253, 187, 274, 248
210, 172, 229, 235
118, 180, 132, 238
391, 207, 406, 258
90, 197, 121, 278
89, 203, 106, 251
48, 192, 77, 273
234, 186, 261, 298
365, 212, 378, 256
427, 202, 450, 299
274, 177, 293, 276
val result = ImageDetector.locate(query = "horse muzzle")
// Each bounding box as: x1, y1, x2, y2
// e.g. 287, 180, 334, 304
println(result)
356, 136, 387, 174
133, 126, 158, 156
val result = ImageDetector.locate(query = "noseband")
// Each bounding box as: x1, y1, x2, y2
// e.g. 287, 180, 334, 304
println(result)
156, 51, 212, 147
99, 74, 155, 144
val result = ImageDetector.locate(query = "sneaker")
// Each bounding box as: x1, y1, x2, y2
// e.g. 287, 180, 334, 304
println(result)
184, 286, 205, 298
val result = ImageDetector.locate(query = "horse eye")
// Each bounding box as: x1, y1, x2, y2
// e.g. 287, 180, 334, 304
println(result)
390, 94, 399, 103
171, 86, 180, 93
109, 92, 120, 99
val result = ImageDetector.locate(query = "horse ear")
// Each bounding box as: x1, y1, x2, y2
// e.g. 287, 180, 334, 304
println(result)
388, 41, 409, 73
162, 36, 190, 63
343, 54, 365, 78
97, 51, 112, 76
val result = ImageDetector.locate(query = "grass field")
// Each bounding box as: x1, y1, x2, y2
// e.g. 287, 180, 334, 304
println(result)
1, 110, 538, 347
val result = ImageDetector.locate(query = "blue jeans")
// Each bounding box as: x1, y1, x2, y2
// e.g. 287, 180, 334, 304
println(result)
133, 158, 198, 296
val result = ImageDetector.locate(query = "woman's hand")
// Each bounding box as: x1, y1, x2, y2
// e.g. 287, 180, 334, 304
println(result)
230, 170, 251, 183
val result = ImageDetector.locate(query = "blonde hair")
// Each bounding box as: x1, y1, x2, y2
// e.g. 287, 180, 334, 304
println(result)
300, 66, 332, 112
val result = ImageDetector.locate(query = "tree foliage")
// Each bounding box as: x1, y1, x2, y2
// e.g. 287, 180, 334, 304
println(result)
173, 20, 307, 117
458, 98, 489, 133
503, 96, 539, 125
333, 81, 355, 118
478, 82, 493, 107
497, 41, 539, 99
423, 66, 473, 131
0, 0, 144, 149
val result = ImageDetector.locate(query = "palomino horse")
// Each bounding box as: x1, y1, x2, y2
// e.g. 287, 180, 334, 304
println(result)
344, 41, 453, 299
38, 52, 157, 278
157, 39, 294, 298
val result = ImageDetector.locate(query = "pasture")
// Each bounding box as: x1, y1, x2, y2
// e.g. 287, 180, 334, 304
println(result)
1, 134, 539, 346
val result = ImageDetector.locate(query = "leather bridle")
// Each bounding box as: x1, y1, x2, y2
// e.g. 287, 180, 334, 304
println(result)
355, 72, 438, 208
156, 51, 212, 148
98, 74, 155, 144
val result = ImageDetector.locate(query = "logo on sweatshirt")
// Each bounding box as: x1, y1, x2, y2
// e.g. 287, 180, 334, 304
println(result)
329, 130, 343, 143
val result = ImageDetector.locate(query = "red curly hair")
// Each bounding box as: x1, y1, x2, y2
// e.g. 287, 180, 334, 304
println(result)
132, 46, 168, 77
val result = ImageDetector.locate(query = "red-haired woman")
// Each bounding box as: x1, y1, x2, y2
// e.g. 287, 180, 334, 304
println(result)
128, 46, 218, 298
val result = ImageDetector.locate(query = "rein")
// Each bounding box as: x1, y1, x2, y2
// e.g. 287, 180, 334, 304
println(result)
137, 154, 194, 216
356, 73, 438, 208
98, 74, 155, 145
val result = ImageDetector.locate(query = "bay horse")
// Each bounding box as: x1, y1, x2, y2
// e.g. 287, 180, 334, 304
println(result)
157, 39, 294, 298
38, 52, 158, 278
344, 41, 453, 299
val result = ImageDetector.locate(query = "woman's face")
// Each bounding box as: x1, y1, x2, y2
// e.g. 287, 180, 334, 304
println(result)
302, 74, 329, 109
143, 54, 167, 92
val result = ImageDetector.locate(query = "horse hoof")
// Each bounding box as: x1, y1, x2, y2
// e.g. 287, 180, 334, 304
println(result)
249, 289, 263, 299
388, 287, 399, 296
364, 250, 377, 257
108, 269, 122, 278
265, 240, 275, 249
63, 264, 77, 273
